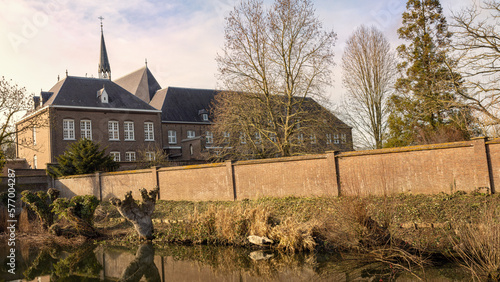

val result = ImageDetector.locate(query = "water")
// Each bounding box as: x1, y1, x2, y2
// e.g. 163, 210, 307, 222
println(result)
1, 241, 470, 281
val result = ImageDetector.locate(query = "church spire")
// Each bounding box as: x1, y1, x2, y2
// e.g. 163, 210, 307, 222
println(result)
98, 16, 111, 79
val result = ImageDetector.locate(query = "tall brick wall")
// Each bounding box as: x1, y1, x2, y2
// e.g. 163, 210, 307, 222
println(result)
52, 137, 498, 201
233, 155, 338, 199
337, 139, 490, 196
158, 163, 233, 201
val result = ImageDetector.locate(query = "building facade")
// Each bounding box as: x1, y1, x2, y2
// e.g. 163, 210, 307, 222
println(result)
16, 24, 353, 169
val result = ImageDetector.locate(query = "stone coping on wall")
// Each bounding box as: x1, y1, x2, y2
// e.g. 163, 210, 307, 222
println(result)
337, 140, 473, 158
57, 168, 152, 179
157, 162, 226, 172
233, 154, 327, 166
486, 137, 500, 145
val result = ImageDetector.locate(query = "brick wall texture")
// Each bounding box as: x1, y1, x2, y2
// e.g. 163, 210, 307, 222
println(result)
52, 137, 500, 200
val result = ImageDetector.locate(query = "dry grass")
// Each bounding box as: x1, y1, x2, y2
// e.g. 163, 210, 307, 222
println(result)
270, 218, 319, 252
452, 207, 500, 280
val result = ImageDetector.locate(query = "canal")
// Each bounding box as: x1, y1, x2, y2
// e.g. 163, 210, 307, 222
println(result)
1, 240, 470, 281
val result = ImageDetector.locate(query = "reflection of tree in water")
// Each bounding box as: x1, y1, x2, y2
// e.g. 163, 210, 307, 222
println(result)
51, 244, 102, 281
23, 247, 59, 281
23, 244, 103, 281
119, 242, 161, 282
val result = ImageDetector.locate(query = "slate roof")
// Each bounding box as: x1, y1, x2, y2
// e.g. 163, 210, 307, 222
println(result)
114, 66, 162, 103
40, 76, 158, 111
150, 87, 220, 122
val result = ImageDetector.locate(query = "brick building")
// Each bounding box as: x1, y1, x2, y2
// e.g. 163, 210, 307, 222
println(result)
16, 24, 353, 169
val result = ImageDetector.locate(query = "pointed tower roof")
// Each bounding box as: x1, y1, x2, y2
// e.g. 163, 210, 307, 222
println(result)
114, 65, 162, 103
98, 17, 111, 79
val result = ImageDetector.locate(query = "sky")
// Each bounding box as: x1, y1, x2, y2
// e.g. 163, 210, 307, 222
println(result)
0, 0, 476, 106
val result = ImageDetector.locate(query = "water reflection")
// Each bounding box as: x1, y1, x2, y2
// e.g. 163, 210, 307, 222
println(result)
118, 243, 160, 282
1, 241, 470, 281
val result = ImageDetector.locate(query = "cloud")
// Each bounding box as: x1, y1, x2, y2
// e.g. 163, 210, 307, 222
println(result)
0, 0, 477, 105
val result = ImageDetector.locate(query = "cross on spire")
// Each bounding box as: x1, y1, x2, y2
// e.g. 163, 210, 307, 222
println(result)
98, 16, 104, 32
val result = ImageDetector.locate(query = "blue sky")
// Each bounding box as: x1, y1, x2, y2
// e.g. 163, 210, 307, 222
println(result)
0, 0, 474, 105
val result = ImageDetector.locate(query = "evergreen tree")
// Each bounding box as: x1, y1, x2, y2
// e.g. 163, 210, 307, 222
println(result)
386, 0, 470, 147
47, 139, 118, 177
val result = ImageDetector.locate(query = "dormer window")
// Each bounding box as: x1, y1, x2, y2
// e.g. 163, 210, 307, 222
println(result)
97, 86, 109, 103
198, 109, 209, 122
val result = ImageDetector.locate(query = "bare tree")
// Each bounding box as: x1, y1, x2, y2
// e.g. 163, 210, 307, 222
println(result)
451, 0, 500, 134
341, 25, 396, 149
213, 0, 340, 159
0, 77, 46, 166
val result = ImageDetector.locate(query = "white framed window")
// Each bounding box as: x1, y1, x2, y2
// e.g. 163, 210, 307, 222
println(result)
202, 113, 209, 121
168, 130, 177, 144
146, 152, 155, 161
108, 121, 119, 140
205, 131, 213, 144
270, 133, 277, 142
110, 151, 120, 162
297, 133, 304, 143
341, 133, 347, 144
239, 132, 246, 144
80, 120, 92, 140
326, 133, 332, 145
33, 126, 36, 145
255, 132, 261, 143
310, 134, 317, 144
223, 131, 230, 143
125, 151, 136, 162
33, 155, 37, 169
187, 130, 196, 139
63, 119, 75, 140
334, 134, 340, 144
124, 121, 135, 141
144, 122, 154, 141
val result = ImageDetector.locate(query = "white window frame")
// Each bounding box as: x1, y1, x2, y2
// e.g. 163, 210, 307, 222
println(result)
33, 155, 37, 169
341, 133, 347, 144
240, 132, 246, 144
144, 122, 154, 141
202, 113, 208, 121
80, 120, 92, 140
205, 131, 213, 144
270, 133, 277, 142
334, 134, 340, 144
326, 133, 332, 145
187, 130, 196, 139
223, 131, 230, 143
63, 119, 75, 140
297, 133, 304, 143
125, 151, 136, 162
310, 134, 317, 144
168, 130, 177, 144
124, 121, 135, 141
146, 152, 155, 161
110, 151, 120, 162
108, 121, 119, 141
255, 132, 261, 143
